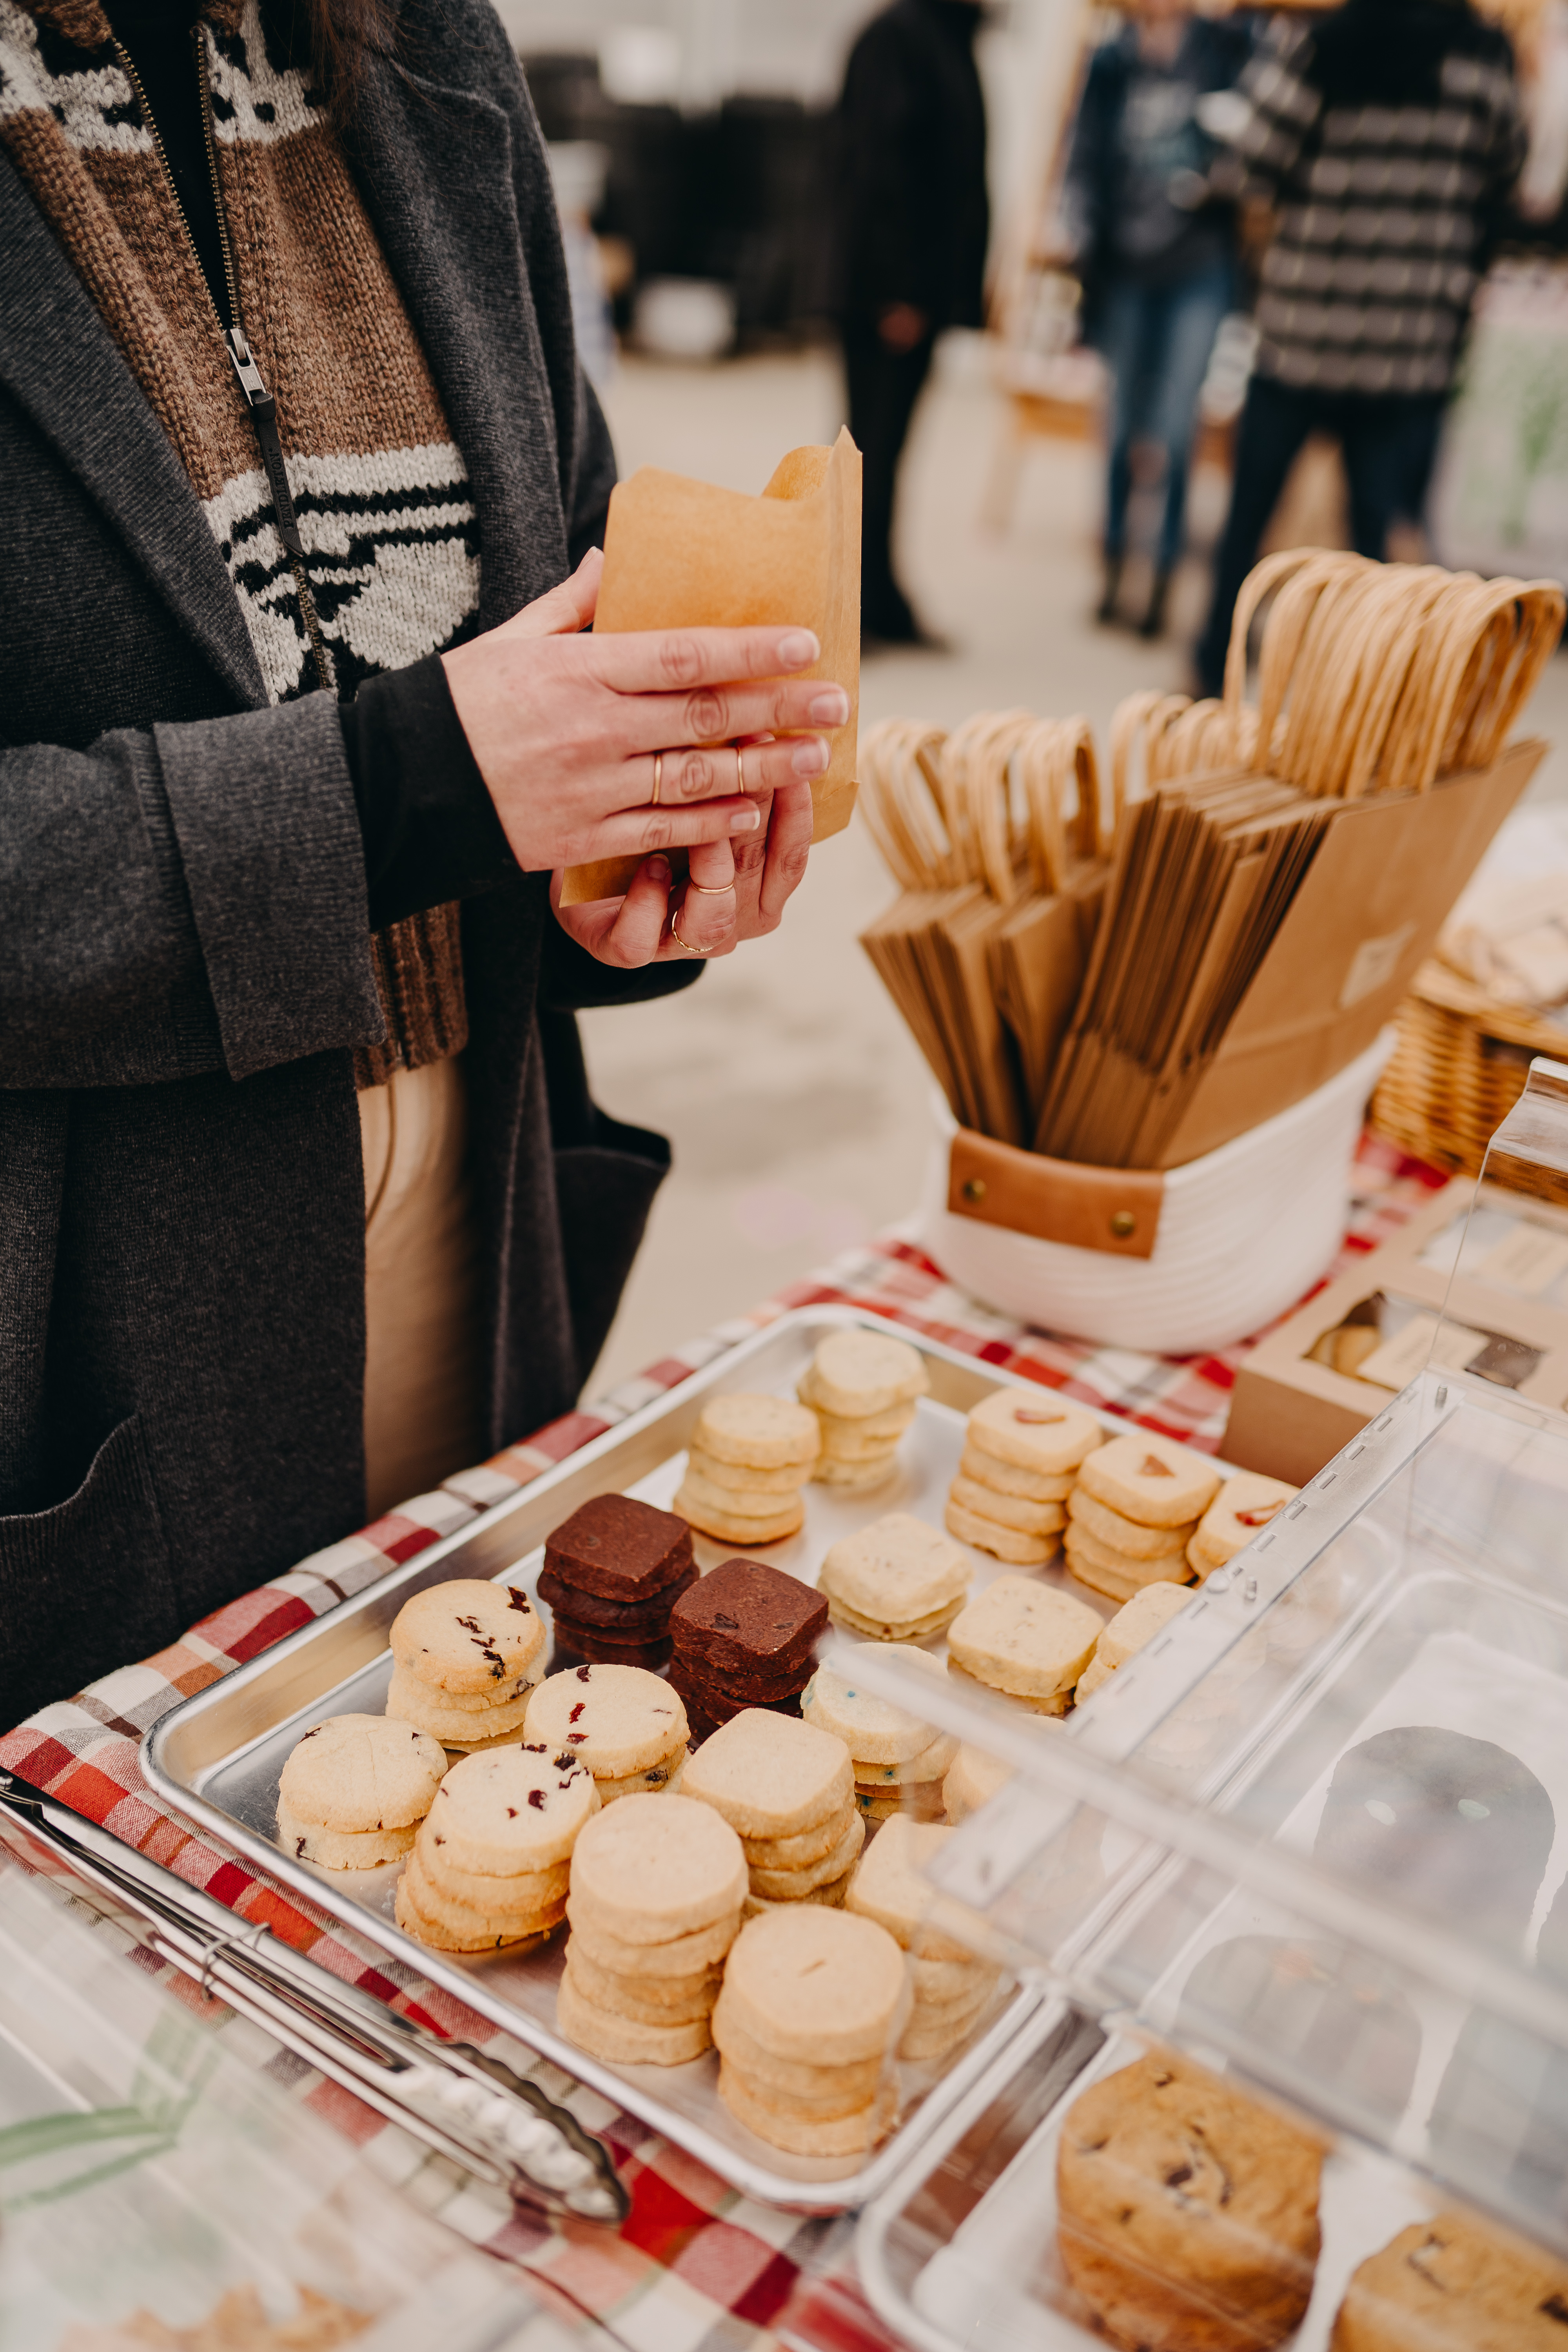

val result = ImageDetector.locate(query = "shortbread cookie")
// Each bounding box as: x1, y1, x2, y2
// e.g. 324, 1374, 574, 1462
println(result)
827, 1596, 964, 1642
802, 1330, 929, 1419
912, 1950, 993, 2005
678, 1466, 810, 1523
683, 1708, 853, 1840
947, 1579, 1102, 1701
809, 1399, 918, 1448
742, 1805, 856, 1870
943, 1498, 1058, 1565
418, 1838, 570, 1916
946, 1655, 1071, 1715
748, 1812, 864, 1899
811, 1454, 899, 1492
693, 1394, 821, 1471
949, 1475, 1066, 1537
671, 1557, 828, 1679
899, 1996, 991, 2062
720, 2056, 883, 2125
1191, 1472, 1298, 1572
1075, 1432, 1222, 1530
537, 1563, 698, 1630
398, 1846, 565, 1949
276, 1802, 416, 1871
278, 1713, 448, 1833
853, 1726, 958, 1784
820, 1513, 971, 1626
524, 1664, 688, 1779
801, 1644, 949, 1764
1066, 1486, 1191, 1560
556, 1965, 713, 2066
743, 1866, 855, 1914
687, 1447, 804, 1497
563, 1942, 722, 2022
1056, 2050, 1323, 2352
817, 1416, 913, 1463
959, 1446, 1073, 1502
1076, 1581, 1193, 1702
394, 1865, 554, 1957
673, 1484, 806, 1544
1332, 2210, 1568, 2352
967, 1390, 1103, 1477
548, 1619, 673, 1671
568, 1904, 739, 1978
856, 1783, 947, 1824
1065, 1524, 1195, 1604
711, 2007, 886, 2103
943, 1745, 1014, 1822
593, 1752, 686, 1803
568, 1790, 747, 1943
715, 1905, 912, 2064
847, 1815, 995, 1967
386, 1666, 536, 1744
389, 1580, 545, 1697
718, 2061, 889, 2156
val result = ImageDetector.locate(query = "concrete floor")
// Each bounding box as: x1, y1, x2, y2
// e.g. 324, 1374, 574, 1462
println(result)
580, 347, 1568, 1392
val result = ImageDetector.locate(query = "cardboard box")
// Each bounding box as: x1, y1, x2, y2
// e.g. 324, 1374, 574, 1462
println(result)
1224, 1171, 1568, 1483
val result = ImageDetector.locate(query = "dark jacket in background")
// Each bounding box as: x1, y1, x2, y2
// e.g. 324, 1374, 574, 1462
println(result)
0, 0, 696, 1724
835, 0, 989, 331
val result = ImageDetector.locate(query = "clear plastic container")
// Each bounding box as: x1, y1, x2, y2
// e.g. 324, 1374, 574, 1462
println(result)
0, 1856, 572, 2352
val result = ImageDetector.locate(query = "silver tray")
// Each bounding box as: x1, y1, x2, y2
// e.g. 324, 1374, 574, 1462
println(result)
143, 1306, 1153, 2212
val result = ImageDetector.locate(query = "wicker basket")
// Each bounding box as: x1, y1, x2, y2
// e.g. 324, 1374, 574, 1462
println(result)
1370, 958, 1568, 1178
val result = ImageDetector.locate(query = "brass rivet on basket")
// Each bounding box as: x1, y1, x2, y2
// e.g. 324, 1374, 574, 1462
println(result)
1109, 1208, 1136, 1239
962, 1177, 987, 1203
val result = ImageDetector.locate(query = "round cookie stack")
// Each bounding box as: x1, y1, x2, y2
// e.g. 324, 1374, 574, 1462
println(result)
945, 1390, 1105, 1565
711, 1906, 911, 2157
559, 1792, 747, 2065
668, 1557, 828, 1738
537, 1493, 696, 1669
385, 1580, 546, 1751
1063, 1434, 1223, 1602
946, 1576, 1103, 1717
847, 1816, 1002, 2061
818, 1511, 971, 1642
1187, 1471, 1298, 1582
943, 1744, 1012, 1823
277, 1713, 448, 1871
524, 1663, 688, 1803
683, 1707, 862, 1915
673, 1395, 820, 1546
1076, 1580, 1193, 1702
1334, 2210, 1568, 2352
797, 1330, 929, 1493
394, 1742, 595, 1954
802, 1645, 956, 1825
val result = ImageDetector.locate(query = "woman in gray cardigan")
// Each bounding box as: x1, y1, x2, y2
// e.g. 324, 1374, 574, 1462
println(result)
0, 0, 844, 1720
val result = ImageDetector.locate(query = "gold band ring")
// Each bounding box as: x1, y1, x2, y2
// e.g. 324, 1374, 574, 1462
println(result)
670, 909, 714, 955
650, 752, 663, 807
685, 877, 735, 895
735, 743, 746, 793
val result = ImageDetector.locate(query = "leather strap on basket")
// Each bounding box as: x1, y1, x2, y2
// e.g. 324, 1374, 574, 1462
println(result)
948, 1126, 1164, 1258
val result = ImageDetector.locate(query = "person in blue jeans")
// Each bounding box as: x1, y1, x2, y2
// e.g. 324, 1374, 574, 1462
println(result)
1064, 3, 1251, 638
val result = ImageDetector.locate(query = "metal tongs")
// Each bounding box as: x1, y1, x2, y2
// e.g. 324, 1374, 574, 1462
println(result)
0, 1769, 626, 2223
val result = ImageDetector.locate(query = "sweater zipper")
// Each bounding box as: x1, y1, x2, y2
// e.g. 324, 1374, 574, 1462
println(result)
114, 30, 336, 695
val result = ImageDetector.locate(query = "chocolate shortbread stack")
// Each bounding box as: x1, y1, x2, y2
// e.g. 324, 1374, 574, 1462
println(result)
539, 1495, 697, 1669
668, 1558, 828, 1740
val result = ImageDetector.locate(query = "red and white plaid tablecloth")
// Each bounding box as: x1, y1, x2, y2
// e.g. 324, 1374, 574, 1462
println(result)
0, 1134, 1445, 2352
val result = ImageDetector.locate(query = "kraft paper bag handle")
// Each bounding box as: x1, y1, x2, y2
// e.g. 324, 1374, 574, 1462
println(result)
860, 718, 953, 890
559, 428, 862, 906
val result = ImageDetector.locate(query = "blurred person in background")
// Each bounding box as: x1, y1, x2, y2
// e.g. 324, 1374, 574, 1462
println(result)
1063, 0, 1252, 639
835, 0, 989, 647
1194, 0, 1526, 696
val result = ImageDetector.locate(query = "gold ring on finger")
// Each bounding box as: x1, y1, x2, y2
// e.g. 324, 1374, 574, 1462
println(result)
650, 752, 663, 807
685, 877, 736, 895
735, 743, 746, 793
670, 909, 715, 955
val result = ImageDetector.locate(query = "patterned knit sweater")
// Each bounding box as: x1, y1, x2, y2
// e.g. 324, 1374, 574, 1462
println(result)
0, 0, 479, 1081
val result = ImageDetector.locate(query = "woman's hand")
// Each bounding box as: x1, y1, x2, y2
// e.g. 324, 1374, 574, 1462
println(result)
441, 551, 846, 962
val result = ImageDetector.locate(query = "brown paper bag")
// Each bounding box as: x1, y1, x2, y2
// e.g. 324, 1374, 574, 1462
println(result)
559, 430, 862, 905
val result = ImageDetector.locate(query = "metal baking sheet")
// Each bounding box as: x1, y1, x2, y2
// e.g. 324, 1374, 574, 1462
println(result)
142, 1306, 1163, 2211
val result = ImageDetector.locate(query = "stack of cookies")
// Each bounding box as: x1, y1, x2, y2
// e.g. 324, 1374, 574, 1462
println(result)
277, 1713, 448, 1872
558, 1792, 746, 2066
394, 1742, 595, 1955
524, 1663, 689, 1802
818, 1512, 971, 1642
946, 1576, 1103, 1717
385, 1579, 546, 1751
1187, 1472, 1298, 1581
945, 1390, 1104, 1565
1063, 1433, 1222, 1602
942, 1743, 1012, 1823
668, 1557, 828, 1739
802, 1644, 956, 1825
712, 1906, 910, 2157
798, 1330, 929, 1492
537, 1494, 697, 1669
848, 1817, 1002, 2061
1076, 1581, 1193, 1702
684, 1708, 862, 1914
673, 1394, 820, 1546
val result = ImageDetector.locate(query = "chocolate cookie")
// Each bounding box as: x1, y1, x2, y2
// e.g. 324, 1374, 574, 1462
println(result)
552, 1622, 674, 1671
670, 1557, 828, 1680
543, 1494, 694, 1604
538, 1561, 697, 1631
1332, 2211, 1568, 2352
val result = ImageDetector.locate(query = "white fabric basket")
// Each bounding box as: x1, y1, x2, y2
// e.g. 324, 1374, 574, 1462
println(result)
917, 1030, 1397, 1356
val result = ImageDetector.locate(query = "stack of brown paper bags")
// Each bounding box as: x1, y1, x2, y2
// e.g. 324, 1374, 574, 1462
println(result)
559, 431, 861, 906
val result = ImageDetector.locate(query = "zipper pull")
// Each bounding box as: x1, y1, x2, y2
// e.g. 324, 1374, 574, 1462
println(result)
223, 327, 306, 563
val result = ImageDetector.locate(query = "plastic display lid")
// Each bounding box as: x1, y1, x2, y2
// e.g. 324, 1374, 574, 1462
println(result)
846, 1061, 1568, 2259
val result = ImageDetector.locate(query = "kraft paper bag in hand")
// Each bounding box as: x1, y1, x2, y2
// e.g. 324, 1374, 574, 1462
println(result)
559, 429, 862, 906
